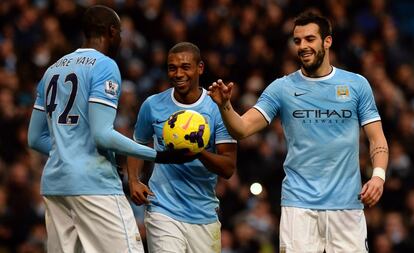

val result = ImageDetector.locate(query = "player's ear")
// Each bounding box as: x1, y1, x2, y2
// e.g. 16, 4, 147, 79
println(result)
198, 61, 204, 75
324, 35, 332, 50
109, 25, 117, 38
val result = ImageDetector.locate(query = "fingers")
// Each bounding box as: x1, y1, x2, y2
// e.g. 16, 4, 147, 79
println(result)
130, 183, 154, 205
360, 179, 384, 207
217, 79, 234, 89
208, 79, 231, 92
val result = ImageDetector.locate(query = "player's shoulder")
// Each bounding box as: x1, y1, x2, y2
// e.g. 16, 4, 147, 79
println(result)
89, 50, 117, 67
47, 48, 116, 72
145, 87, 173, 105
334, 67, 368, 83
202, 93, 221, 113
72, 48, 117, 67
263, 72, 294, 92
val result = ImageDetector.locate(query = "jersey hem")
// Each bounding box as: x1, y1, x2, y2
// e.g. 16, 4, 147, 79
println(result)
253, 106, 271, 124
361, 117, 381, 126
281, 201, 364, 210
216, 139, 237, 144
34, 105, 45, 111
41, 191, 125, 196
148, 207, 218, 225
89, 98, 117, 109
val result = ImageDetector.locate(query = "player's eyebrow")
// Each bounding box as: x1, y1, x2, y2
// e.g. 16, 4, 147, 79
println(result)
304, 34, 317, 39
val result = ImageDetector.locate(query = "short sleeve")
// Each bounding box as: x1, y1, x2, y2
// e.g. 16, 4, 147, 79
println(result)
357, 75, 381, 126
34, 76, 46, 111
253, 79, 282, 124
133, 98, 154, 144
89, 58, 122, 109
213, 106, 237, 145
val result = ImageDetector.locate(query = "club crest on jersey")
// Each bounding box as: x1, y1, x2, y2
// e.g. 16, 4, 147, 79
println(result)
105, 80, 119, 97
336, 85, 350, 101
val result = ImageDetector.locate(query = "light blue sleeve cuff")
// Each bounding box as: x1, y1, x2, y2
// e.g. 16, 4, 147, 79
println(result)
28, 108, 52, 155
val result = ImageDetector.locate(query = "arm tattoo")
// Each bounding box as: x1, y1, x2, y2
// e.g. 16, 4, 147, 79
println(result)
370, 146, 389, 161
222, 102, 231, 112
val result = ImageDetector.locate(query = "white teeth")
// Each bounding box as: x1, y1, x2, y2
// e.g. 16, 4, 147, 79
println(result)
176, 80, 187, 85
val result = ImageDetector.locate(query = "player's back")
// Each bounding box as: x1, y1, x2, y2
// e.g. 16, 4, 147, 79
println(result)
35, 48, 123, 195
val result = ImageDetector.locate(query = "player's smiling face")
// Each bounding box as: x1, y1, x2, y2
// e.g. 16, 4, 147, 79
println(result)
293, 23, 331, 74
167, 52, 204, 95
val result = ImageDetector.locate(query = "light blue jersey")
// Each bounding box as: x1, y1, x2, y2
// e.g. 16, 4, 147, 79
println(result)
34, 48, 124, 195
254, 67, 380, 210
134, 88, 236, 224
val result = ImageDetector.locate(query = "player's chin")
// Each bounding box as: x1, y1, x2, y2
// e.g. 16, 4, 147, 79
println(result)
174, 84, 190, 93
300, 57, 313, 65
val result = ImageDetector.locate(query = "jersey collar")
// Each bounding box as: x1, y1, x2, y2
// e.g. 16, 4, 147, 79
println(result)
299, 66, 336, 81
171, 88, 206, 108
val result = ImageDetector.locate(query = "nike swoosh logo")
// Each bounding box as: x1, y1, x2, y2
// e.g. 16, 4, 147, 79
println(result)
155, 119, 167, 124
294, 92, 307, 97
182, 114, 194, 130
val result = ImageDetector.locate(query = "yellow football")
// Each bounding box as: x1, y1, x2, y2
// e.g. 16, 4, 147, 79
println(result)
163, 110, 210, 153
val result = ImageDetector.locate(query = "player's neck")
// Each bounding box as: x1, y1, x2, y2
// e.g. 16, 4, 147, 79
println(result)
301, 62, 333, 78
174, 87, 203, 104
82, 38, 107, 55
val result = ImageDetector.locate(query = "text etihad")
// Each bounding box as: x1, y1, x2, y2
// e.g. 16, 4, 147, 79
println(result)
292, 109, 352, 118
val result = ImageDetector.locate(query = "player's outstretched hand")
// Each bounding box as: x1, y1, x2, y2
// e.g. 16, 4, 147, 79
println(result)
129, 180, 154, 205
360, 177, 384, 207
207, 79, 234, 107
155, 148, 199, 164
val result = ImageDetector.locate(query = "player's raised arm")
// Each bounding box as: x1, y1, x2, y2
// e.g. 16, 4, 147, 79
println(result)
360, 121, 389, 207
208, 79, 267, 140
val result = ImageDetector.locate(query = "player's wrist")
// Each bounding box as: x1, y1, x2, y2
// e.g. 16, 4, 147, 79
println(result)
371, 167, 386, 181
220, 101, 232, 112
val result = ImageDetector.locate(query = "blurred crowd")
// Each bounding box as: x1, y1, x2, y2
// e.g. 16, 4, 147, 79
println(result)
0, 0, 414, 252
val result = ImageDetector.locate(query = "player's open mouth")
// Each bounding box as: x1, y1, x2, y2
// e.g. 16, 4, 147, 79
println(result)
174, 80, 189, 87
300, 52, 313, 60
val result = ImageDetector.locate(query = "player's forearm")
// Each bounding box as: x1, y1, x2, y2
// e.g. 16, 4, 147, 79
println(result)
369, 138, 389, 172
363, 121, 389, 180
127, 157, 145, 183
198, 150, 236, 179
219, 102, 248, 140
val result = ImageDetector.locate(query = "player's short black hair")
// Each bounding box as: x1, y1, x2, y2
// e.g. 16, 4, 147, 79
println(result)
294, 12, 332, 39
168, 42, 202, 63
82, 5, 120, 39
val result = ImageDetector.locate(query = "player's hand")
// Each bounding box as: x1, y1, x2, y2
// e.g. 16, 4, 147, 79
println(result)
129, 180, 154, 205
360, 177, 384, 207
155, 148, 199, 164
207, 79, 234, 108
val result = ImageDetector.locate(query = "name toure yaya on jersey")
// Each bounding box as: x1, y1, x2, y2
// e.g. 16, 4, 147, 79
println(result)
50, 56, 97, 68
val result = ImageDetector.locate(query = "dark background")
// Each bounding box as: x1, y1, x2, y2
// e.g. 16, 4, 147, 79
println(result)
0, 0, 413, 252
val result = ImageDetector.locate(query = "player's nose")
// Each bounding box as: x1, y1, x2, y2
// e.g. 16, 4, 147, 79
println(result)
176, 68, 185, 77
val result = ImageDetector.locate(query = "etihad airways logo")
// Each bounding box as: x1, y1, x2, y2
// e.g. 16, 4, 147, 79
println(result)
293, 109, 352, 124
